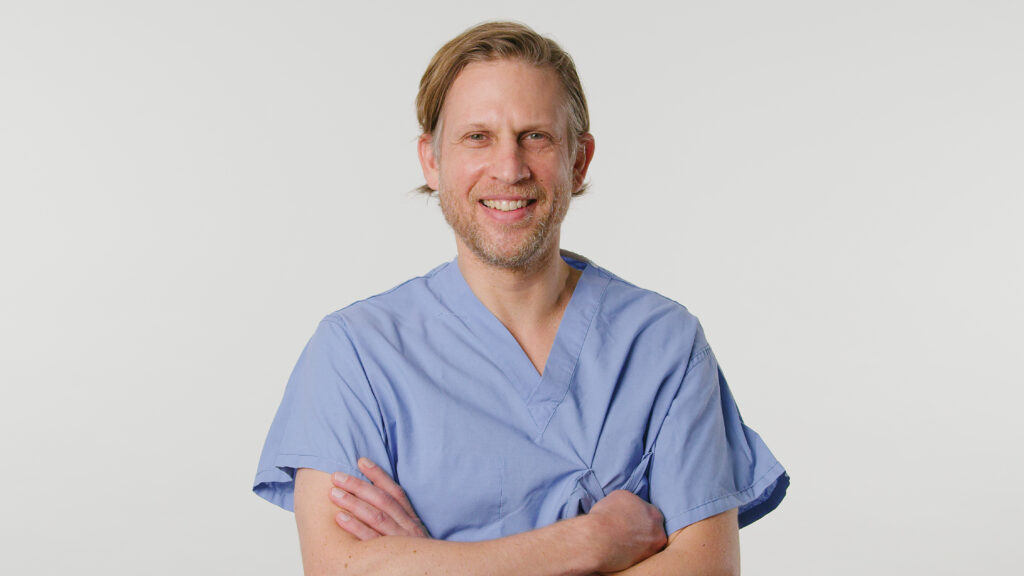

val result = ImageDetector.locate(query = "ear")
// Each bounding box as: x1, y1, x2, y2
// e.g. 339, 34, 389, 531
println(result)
572, 133, 595, 191
418, 133, 440, 191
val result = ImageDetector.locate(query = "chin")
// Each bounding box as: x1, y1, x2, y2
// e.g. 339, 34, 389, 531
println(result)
474, 237, 559, 272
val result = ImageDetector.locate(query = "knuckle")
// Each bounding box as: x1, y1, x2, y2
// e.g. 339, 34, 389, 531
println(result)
371, 509, 386, 527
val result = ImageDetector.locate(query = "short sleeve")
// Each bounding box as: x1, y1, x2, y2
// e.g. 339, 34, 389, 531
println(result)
252, 316, 394, 512
648, 326, 789, 534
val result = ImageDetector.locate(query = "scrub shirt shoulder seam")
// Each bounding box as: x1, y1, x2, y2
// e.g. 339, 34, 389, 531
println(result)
646, 342, 714, 455
685, 344, 714, 379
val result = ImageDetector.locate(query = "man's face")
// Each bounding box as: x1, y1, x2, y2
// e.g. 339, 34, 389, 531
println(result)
419, 59, 592, 271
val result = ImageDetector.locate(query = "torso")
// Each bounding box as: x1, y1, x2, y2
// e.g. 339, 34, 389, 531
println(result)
328, 257, 700, 540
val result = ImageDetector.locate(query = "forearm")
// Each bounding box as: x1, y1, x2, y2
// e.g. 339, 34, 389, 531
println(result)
607, 509, 741, 576
297, 468, 605, 576
605, 548, 726, 576
305, 515, 598, 576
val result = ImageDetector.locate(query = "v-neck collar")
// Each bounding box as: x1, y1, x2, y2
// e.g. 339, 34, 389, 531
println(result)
436, 251, 611, 435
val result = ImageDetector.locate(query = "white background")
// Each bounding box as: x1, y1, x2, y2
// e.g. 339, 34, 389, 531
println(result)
2, 1, 1021, 574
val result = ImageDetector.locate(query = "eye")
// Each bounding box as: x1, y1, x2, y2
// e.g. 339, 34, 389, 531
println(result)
521, 132, 554, 148
467, 133, 487, 141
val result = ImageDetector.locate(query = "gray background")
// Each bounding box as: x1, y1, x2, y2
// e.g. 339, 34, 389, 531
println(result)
2, 1, 1021, 573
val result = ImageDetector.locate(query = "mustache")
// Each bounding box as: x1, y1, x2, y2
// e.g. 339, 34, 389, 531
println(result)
469, 181, 546, 200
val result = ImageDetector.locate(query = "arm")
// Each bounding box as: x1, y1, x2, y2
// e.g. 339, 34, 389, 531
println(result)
606, 508, 740, 576
296, 467, 666, 576
326, 461, 737, 576
330, 462, 737, 576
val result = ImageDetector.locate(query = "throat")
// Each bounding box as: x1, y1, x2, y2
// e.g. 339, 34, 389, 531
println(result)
509, 324, 560, 377
494, 265, 582, 377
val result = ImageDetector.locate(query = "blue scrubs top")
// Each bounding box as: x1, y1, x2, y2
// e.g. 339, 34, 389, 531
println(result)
254, 254, 788, 539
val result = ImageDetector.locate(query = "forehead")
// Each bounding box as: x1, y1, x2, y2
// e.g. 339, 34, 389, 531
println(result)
442, 59, 566, 131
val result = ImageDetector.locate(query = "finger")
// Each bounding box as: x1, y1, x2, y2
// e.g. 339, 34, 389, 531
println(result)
334, 507, 382, 541
332, 471, 419, 535
330, 487, 405, 536
358, 458, 420, 520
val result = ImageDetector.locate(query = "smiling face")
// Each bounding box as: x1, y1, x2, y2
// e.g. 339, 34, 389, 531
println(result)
419, 59, 594, 272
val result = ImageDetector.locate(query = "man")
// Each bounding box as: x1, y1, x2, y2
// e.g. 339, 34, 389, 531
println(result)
254, 21, 788, 575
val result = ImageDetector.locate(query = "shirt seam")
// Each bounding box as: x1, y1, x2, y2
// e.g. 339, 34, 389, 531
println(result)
661, 460, 785, 527
648, 343, 714, 455
535, 266, 612, 440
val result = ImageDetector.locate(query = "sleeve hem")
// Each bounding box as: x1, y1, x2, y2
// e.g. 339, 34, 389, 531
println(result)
662, 461, 788, 534
252, 454, 362, 512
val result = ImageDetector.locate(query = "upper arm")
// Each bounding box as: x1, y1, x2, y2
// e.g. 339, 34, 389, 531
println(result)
295, 468, 360, 576
647, 321, 787, 532
254, 317, 396, 513
664, 508, 740, 576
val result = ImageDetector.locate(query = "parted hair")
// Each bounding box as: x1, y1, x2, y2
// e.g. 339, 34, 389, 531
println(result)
415, 21, 591, 196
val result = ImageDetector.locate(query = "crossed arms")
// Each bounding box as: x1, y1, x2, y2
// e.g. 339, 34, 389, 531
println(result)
294, 460, 740, 576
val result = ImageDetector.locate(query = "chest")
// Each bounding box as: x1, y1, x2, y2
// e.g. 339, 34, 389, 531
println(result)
365, 342, 662, 541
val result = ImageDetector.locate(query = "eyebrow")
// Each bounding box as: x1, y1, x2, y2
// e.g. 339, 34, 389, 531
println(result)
453, 121, 562, 134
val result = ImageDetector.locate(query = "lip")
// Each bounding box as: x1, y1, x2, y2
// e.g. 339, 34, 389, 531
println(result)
478, 195, 535, 202
477, 198, 536, 222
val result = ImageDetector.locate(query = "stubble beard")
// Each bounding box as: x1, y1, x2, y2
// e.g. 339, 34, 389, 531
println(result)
440, 180, 571, 272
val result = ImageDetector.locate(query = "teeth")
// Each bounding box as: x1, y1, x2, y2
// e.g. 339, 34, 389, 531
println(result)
482, 199, 530, 211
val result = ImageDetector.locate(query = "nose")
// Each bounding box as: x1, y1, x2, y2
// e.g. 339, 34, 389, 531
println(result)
490, 139, 531, 185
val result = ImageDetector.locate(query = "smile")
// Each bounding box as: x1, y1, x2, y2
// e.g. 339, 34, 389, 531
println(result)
481, 199, 533, 212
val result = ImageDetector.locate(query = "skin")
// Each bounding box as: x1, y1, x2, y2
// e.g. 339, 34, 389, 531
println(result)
425, 59, 587, 273
296, 466, 667, 576
328, 459, 740, 576
418, 59, 595, 374
295, 59, 741, 575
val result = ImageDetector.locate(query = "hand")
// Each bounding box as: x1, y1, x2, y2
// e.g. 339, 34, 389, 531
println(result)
584, 490, 667, 573
328, 458, 430, 540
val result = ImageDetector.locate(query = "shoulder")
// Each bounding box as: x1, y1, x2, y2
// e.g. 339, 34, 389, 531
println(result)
583, 257, 704, 342
320, 260, 453, 334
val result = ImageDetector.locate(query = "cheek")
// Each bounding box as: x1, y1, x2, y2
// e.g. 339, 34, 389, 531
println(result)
441, 156, 489, 189
540, 149, 575, 184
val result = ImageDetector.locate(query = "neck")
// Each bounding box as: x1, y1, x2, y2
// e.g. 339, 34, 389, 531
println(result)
456, 241, 580, 335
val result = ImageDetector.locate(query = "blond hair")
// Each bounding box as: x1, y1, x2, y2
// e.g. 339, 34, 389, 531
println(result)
415, 21, 590, 196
